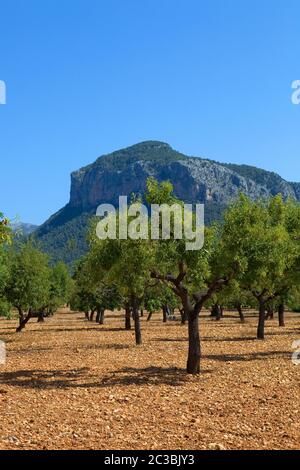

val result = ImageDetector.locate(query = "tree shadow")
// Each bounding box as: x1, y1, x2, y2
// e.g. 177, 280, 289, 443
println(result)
202, 336, 256, 342
153, 337, 187, 343
0, 326, 18, 330
153, 336, 256, 343
100, 366, 202, 387
0, 368, 91, 389
83, 343, 130, 351
266, 330, 300, 337
0, 366, 212, 390
24, 326, 126, 334
204, 350, 291, 362
13, 346, 54, 354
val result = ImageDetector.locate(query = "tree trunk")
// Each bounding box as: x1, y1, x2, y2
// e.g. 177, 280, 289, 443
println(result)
125, 307, 131, 329
16, 309, 32, 332
99, 309, 105, 325
89, 310, 95, 322
17, 307, 24, 327
146, 311, 153, 322
210, 303, 219, 318
216, 305, 222, 321
265, 305, 274, 320
131, 296, 142, 345
187, 310, 201, 374
140, 309, 144, 317
180, 308, 187, 325
162, 305, 168, 323
269, 306, 274, 320
85, 311, 89, 320
257, 300, 265, 339
37, 310, 45, 323
237, 304, 245, 323
278, 303, 285, 327
95, 310, 101, 323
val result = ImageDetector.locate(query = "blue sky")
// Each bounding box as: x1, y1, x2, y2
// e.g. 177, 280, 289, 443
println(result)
0, 0, 300, 225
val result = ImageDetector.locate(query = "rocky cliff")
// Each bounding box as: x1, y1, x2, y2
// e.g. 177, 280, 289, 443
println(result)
68, 141, 282, 209
35, 141, 300, 265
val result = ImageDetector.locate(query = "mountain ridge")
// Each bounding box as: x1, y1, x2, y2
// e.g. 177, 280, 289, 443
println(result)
12, 221, 38, 235
35, 141, 300, 265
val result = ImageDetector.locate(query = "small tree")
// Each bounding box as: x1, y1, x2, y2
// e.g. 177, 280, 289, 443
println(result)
222, 195, 296, 339
87, 194, 156, 345
147, 180, 239, 374
208, 280, 254, 323
90, 233, 154, 345
71, 257, 97, 319
5, 243, 51, 332
72, 256, 122, 324
47, 262, 73, 319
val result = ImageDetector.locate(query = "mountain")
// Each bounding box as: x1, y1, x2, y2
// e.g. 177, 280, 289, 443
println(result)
12, 222, 38, 236
35, 141, 300, 266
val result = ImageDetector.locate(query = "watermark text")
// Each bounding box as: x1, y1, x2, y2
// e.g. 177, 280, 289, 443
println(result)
96, 196, 205, 251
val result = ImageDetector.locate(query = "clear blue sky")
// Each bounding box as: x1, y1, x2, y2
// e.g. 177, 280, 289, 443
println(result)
1, 0, 300, 225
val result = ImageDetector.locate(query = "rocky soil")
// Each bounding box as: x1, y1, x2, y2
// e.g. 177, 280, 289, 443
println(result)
0, 309, 299, 450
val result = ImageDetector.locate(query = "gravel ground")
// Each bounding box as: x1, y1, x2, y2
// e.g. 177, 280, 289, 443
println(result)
0, 309, 299, 450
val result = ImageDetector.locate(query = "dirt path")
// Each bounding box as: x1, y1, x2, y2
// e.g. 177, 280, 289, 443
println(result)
0, 309, 299, 450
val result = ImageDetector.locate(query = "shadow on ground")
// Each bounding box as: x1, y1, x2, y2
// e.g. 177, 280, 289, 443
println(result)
203, 350, 290, 362
0, 366, 206, 390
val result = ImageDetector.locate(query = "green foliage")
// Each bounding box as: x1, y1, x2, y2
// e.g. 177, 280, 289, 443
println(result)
49, 262, 73, 312
5, 242, 51, 312
71, 256, 122, 314
0, 298, 12, 318
222, 194, 297, 298
0, 212, 11, 245
207, 280, 255, 310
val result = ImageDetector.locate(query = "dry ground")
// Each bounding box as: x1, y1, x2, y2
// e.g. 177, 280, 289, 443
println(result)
0, 309, 299, 450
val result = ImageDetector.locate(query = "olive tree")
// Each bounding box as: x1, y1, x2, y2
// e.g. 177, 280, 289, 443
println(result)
222, 195, 296, 339
147, 180, 239, 374
5, 242, 51, 332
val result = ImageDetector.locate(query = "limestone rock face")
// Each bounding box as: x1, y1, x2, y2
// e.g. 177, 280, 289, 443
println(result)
69, 140, 292, 210
35, 140, 300, 265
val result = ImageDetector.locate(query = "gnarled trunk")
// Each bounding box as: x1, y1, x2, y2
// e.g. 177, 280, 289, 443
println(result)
99, 309, 105, 325
16, 309, 32, 332
216, 305, 223, 321
17, 307, 24, 327
237, 304, 245, 323
131, 296, 142, 345
180, 308, 187, 325
210, 304, 218, 317
37, 310, 45, 323
278, 303, 285, 327
162, 305, 168, 323
89, 310, 95, 322
265, 305, 274, 320
146, 311, 153, 322
125, 307, 131, 329
187, 310, 201, 374
257, 300, 265, 339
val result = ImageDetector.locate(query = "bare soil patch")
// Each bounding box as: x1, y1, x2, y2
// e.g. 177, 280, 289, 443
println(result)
0, 309, 299, 450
